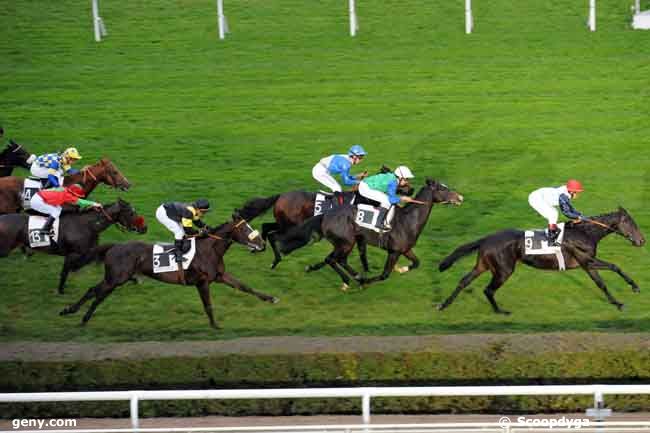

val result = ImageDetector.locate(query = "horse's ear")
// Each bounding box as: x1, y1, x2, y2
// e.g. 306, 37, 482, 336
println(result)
618, 206, 629, 215
425, 177, 435, 186
232, 211, 241, 220
9, 139, 16, 146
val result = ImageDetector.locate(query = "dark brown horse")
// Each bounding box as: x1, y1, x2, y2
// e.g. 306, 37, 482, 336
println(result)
237, 167, 413, 269
0, 199, 147, 293
437, 208, 645, 314
0, 158, 131, 214
60, 214, 278, 328
277, 179, 464, 290
0, 139, 34, 177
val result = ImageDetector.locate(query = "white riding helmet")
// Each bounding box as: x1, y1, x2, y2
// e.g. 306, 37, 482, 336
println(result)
394, 165, 414, 179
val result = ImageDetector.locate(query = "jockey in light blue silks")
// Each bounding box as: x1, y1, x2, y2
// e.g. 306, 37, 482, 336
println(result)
312, 145, 368, 201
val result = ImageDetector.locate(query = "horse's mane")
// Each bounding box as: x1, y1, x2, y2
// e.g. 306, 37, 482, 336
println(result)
209, 220, 233, 235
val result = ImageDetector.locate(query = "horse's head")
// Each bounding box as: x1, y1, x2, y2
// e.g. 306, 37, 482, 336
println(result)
2, 139, 35, 169
231, 212, 265, 252
615, 207, 645, 247
94, 158, 131, 191
109, 198, 147, 233
425, 178, 464, 206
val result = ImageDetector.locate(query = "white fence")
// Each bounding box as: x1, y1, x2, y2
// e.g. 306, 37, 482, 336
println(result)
2, 385, 650, 431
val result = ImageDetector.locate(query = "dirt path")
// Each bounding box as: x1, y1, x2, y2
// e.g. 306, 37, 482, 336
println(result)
2, 332, 650, 362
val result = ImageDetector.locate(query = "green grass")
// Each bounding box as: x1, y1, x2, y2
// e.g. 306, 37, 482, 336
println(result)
0, 0, 649, 342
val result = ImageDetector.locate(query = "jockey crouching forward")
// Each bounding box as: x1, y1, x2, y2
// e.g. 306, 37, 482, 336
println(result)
155, 199, 210, 263
312, 145, 368, 204
528, 179, 586, 246
358, 166, 418, 230
30, 184, 101, 240
30, 147, 82, 188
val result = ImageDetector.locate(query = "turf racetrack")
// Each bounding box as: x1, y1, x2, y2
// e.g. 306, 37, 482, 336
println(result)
1, 0, 649, 342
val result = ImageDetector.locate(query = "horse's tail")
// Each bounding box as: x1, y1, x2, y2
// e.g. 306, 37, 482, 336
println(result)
439, 238, 484, 272
92, 244, 115, 263
277, 215, 324, 255
236, 195, 280, 221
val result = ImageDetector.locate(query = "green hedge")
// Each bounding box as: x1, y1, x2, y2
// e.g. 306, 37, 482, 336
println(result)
3, 348, 650, 418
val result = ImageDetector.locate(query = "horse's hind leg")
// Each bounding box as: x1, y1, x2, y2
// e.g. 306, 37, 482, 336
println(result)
81, 282, 119, 324
306, 260, 327, 273
324, 250, 352, 291
483, 268, 514, 315
58, 254, 84, 294
437, 266, 483, 311
356, 236, 369, 273
396, 249, 419, 274
262, 222, 280, 240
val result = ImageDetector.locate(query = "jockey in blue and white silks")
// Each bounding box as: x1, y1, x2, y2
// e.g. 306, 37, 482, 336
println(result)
312, 145, 367, 193
30, 147, 82, 188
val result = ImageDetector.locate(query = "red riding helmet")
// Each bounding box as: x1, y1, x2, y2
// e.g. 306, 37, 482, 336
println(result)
566, 179, 584, 193
68, 184, 86, 197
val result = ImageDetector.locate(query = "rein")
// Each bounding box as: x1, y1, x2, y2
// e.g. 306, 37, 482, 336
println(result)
581, 218, 627, 239
82, 166, 98, 183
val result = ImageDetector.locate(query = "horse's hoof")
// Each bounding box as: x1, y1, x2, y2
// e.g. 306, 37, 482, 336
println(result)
436, 303, 446, 311
633, 286, 640, 293
59, 309, 70, 316
616, 303, 625, 311
270, 297, 280, 304
305, 265, 312, 273
394, 265, 409, 274
211, 323, 222, 330
271, 262, 279, 270
340, 283, 350, 292
497, 310, 512, 315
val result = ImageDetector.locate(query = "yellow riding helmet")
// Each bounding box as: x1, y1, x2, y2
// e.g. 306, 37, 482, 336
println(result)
63, 147, 82, 161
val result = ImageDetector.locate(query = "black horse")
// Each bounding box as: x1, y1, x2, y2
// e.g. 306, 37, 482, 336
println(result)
437, 207, 645, 314
0, 139, 34, 177
60, 214, 278, 329
277, 179, 464, 290
0, 199, 147, 293
237, 166, 413, 269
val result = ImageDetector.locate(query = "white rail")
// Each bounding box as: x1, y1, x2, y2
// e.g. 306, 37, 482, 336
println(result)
2, 385, 650, 430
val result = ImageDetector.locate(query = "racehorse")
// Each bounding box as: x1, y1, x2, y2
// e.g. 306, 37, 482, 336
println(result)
277, 178, 464, 290
60, 213, 278, 329
0, 158, 131, 214
0, 198, 147, 293
237, 166, 413, 269
0, 139, 35, 177
437, 207, 645, 314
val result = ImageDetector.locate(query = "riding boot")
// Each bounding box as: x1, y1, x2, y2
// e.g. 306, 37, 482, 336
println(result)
41, 216, 56, 235
174, 240, 187, 264
547, 224, 560, 246
377, 208, 390, 230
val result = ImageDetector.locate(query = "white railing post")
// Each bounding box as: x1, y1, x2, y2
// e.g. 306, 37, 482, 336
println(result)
635, 0, 640, 14
217, 0, 226, 40
349, 0, 358, 37
91, 0, 101, 42
588, 0, 596, 31
130, 394, 139, 429
362, 392, 371, 424
465, 0, 473, 34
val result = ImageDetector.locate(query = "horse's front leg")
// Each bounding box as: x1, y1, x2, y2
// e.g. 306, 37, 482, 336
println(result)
584, 268, 625, 310
395, 248, 419, 274
219, 272, 279, 303
362, 251, 401, 285
587, 257, 640, 293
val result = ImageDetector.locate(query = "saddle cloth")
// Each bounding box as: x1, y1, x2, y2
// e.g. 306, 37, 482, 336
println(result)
22, 178, 42, 209
354, 204, 384, 233
524, 222, 566, 270
314, 191, 356, 216
152, 238, 196, 274
27, 215, 61, 248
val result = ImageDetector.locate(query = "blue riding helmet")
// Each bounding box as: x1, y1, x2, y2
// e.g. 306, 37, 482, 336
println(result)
348, 145, 367, 157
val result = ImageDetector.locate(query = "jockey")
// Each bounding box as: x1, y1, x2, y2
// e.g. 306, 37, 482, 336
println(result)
155, 199, 211, 263
312, 145, 368, 202
30, 184, 101, 239
30, 147, 82, 188
358, 165, 418, 230
528, 179, 586, 245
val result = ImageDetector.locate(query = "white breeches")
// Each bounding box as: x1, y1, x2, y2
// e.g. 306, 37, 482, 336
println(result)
30, 194, 62, 218
30, 165, 61, 185
528, 192, 559, 225
312, 163, 342, 193
359, 181, 392, 209
156, 205, 185, 240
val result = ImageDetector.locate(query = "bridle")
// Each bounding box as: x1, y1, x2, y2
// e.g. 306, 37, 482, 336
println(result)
94, 204, 141, 232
